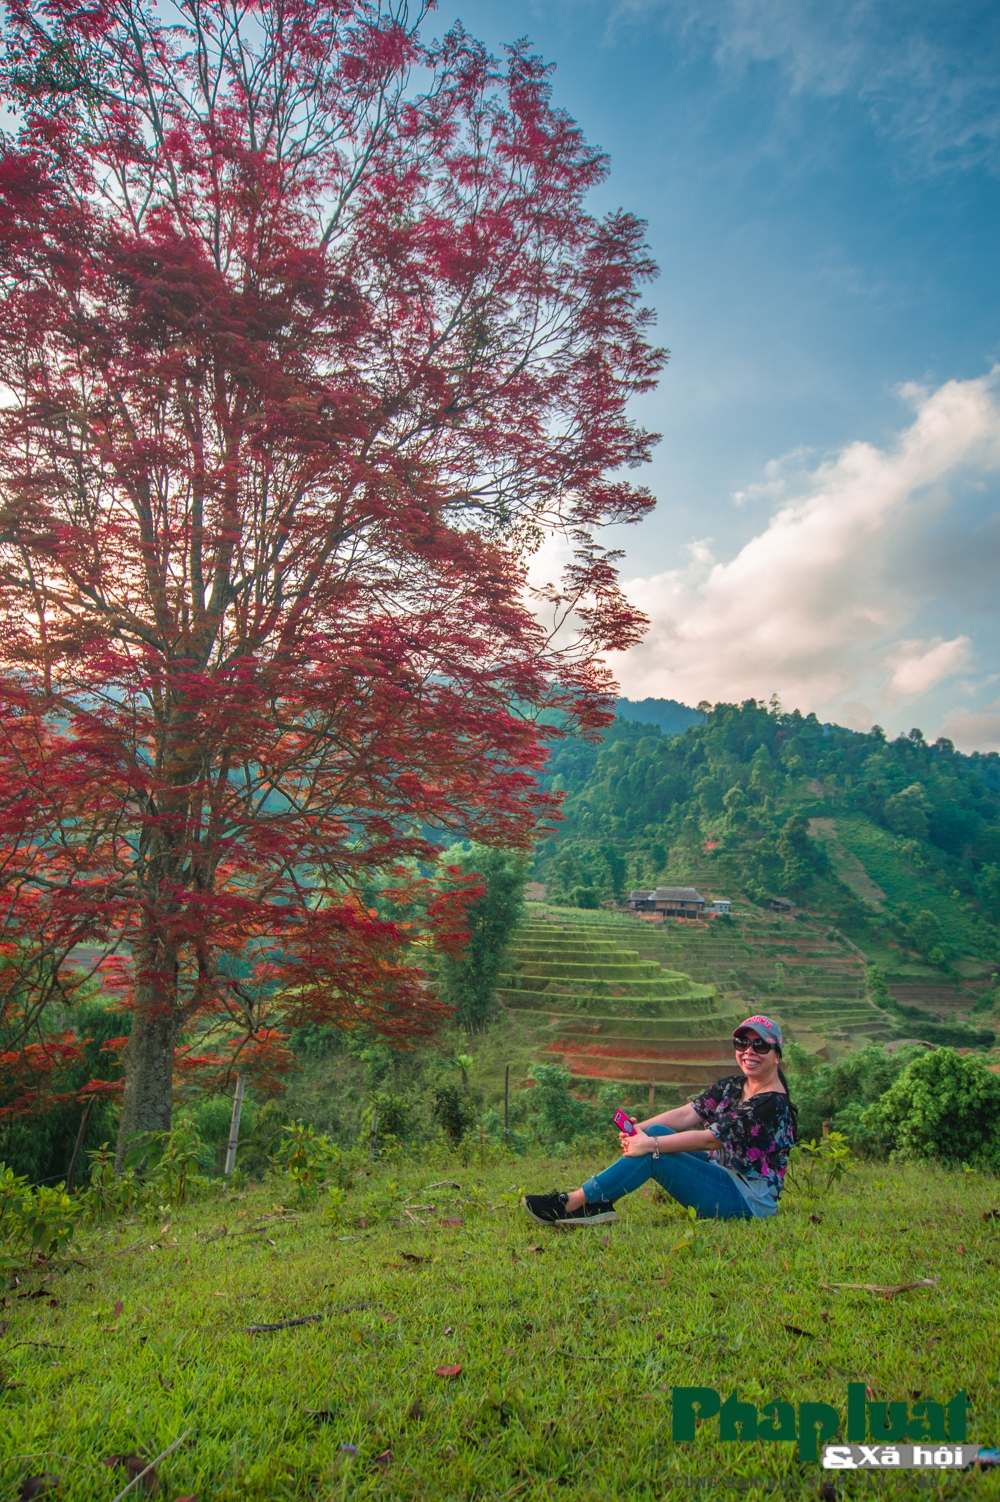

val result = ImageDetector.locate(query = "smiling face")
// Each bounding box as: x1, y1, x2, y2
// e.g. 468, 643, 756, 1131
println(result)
733, 1031, 782, 1088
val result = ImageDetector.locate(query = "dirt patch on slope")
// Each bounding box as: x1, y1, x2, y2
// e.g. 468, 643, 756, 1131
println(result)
808, 817, 886, 909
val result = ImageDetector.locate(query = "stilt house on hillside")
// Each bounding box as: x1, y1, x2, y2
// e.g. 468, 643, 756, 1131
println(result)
627, 886, 706, 917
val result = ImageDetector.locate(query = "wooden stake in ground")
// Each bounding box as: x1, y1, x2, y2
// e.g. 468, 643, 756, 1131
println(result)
223, 1074, 245, 1184
65, 1097, 96, 1192
369, 1104, 379, 1164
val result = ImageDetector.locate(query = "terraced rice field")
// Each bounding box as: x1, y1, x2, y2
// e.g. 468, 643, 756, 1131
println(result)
500, 906, 897, 1102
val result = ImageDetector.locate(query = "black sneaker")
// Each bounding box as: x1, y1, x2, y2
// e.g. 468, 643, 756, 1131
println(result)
564, 1199, 618, 1226
522, 1191, 618, 1227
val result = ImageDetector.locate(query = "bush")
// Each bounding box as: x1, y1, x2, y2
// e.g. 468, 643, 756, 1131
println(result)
525, 1065, 622, 1147
910, 909, 944, 960
271, 1121, 353, 1201
0, 1164, 78, 1263
783, 1042, 926, 1147
861, 1048, 1000, 1166
432, 1085, 474, 1144
569, 885, 601, 910
121, 1118, 207, 1206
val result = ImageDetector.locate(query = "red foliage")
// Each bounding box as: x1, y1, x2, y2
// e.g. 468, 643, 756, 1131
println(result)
0, 0, 662, 1144
0, 1031, 85, 1118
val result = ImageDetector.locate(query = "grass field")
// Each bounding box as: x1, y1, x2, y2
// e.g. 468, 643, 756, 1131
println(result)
2, 1150, 1000, 1501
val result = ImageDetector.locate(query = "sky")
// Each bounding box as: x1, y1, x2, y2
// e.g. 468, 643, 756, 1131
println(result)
435, 0, 1000, 749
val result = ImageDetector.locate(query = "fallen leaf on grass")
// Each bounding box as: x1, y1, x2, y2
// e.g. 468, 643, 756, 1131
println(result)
156, 1372, 174, 1391
809, 1214, 823, 1224
443, 1326, 454, 1335
957, 1244, 966, 1255
371, 1449, 392, 1469
114, 1300, 123, 1317
434, 1364, 463, 1378
821, 1278, 938, 1297
983, 1209, 1000, 1222
405, 1396, 423, 1422
525, 1245, 545, 1254
19, 1476, 58, 1499
303, 1409, 337, 1422
439, 1218, 463, 1227
103, 1449, 160, 1494
782, 1323, 817, 1338
400, 1252, 430, 1263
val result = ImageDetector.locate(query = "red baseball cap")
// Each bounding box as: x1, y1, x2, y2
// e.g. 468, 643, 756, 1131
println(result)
734, 1014, 783, 1049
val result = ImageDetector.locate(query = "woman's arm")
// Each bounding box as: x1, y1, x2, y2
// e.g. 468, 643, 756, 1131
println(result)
636, 1102, 702, 1132
623, 1126, 717, 1157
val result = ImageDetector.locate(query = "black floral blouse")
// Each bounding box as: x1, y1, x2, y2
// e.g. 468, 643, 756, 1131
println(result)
690, 1075, 795, 1189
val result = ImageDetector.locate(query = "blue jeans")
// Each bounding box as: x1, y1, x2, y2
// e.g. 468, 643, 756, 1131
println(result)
581, 1125, 753, 1221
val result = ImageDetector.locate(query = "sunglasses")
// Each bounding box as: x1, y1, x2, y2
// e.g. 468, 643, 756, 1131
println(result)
733, 1035, 776, 1056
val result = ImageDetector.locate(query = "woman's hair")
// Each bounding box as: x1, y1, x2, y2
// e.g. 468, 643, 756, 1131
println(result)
776, 1061, 799, 1142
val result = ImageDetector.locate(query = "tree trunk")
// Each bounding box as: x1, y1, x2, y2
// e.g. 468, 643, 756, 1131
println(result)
114, 995, 180, 1170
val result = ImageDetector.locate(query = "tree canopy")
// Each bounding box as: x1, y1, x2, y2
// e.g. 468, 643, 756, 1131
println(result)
0, 0, 663, 1154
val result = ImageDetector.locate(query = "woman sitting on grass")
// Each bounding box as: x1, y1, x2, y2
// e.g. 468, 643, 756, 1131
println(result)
523, 1014, 796, 1227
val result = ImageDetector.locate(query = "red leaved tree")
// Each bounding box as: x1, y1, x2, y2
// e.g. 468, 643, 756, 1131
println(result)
0, 0, 662, 1160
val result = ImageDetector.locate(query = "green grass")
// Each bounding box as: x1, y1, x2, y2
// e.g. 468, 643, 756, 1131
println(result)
835, 816, 985, 956
3, 1154, 1000, 1500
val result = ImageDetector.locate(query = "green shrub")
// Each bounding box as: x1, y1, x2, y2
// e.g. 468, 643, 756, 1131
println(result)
524, 1065, 622, 1147
910, 909, 944, 960
861, 1048, 1000, 1165
784, 1042, 925, 1147
122, 1118, 207, 1207
80, 1144, 150, 1220
432, 1085, 474, 1144
271, 1121, 352, 1202
0, 1164, 78, 1263
570, 885, 601, 910
788, 1132, 854, 1195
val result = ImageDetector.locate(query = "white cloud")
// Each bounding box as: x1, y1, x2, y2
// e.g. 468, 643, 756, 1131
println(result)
886, 637, 971, 697
941, 702, 1000, 755
609, 369, 1000, 734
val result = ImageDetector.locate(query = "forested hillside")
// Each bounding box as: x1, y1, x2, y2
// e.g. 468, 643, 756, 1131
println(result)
534, 700, 1000, 999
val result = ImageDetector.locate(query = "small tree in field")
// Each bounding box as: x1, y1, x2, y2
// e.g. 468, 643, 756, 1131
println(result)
437, 845, 529, 1032
0, 0, 662, 1159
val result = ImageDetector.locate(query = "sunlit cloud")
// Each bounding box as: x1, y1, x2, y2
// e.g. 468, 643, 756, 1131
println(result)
609, 369, 1000, 738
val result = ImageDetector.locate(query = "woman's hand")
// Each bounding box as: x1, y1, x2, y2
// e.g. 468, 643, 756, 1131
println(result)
620, 1129, 659, 1156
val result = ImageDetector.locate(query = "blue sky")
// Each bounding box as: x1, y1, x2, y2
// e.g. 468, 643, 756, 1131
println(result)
436, 0, 1000, 748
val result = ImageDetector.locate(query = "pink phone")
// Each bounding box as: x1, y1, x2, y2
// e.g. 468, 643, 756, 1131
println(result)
613, 1108, 637, 1136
